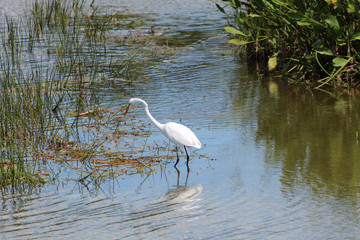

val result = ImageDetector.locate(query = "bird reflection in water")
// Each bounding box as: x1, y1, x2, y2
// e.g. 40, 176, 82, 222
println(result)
164, 168, 203, 206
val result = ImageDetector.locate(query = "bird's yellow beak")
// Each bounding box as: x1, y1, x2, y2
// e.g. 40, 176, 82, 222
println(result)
124, 103, 130, 116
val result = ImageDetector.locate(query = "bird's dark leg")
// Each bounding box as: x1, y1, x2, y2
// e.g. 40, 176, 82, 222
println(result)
175, 167, 180, 186
184, 146, 190, 169
185, 167, 189, 186
174, 146, 180, 167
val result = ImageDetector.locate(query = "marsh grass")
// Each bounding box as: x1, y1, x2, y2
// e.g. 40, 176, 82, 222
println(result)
0, 0, 177, 188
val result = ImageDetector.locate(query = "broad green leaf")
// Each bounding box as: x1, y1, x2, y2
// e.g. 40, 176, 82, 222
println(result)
228, 39, 249, 45
313, 40, 333, 56
224, 26, 247, 37
332, 57, 349, 67
288, 11, 305, 20
248, 13, 261, 18
337, 38, 346, 46
323, 14, 339, 29
296, 21, 311, 26
268, 53, 278, 71
351, 33, 360, 41
308, 18, 325, 31
348, 4, 356, 13
315, 48, 333, 56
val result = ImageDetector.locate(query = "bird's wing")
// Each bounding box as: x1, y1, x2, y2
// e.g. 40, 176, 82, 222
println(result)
163, 122, 201, 148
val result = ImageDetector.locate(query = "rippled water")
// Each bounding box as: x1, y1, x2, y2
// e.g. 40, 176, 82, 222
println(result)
1, 0, 360, 239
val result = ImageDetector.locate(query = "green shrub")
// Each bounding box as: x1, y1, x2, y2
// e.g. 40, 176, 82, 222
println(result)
217, 0, 360, 88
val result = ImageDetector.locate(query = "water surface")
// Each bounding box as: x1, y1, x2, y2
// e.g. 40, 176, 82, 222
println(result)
1, 0, 360, 239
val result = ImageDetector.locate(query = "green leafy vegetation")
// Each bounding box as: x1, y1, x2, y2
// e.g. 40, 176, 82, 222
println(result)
217, 0, 360, 88
0, 0, 178, 188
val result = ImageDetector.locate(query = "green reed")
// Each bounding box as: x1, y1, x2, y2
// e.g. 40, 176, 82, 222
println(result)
0, 0, 111, 186
0, 0, 178, 188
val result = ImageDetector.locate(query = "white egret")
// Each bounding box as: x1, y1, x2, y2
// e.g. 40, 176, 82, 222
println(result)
124, 98, 201, 168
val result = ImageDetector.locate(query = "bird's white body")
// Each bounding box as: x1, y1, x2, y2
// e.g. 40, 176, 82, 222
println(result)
124, 98, 201, 167
162, 122, 201, 149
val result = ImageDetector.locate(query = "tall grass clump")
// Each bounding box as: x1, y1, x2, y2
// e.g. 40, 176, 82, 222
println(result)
217, 0, 360, 88
0, 0, 170, 187
0, 0, 112, 187
0, 24, 68, 186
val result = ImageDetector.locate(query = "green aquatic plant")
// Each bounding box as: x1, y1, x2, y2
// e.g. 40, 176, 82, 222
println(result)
0, 0, 180, 189
0, 0, 187, 188
217, 0, 360, 88
0, 0, 109, 186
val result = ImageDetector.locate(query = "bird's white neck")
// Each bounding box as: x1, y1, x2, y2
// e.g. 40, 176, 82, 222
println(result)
142, 101, 165, 131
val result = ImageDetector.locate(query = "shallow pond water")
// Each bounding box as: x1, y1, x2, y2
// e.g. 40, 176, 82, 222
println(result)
1, 0, 360, 239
